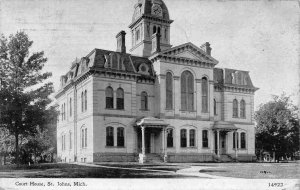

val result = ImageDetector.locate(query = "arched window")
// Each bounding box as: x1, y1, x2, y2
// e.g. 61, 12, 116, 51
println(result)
233, 99, 238, 118
167, 128, 173, 147
136, 29, 140, 41
180, 129, 187, 147
69, 131, 72, 149
153, 26, 156, 34
84, 128, 87, 147
116, 88, 124, 110
202, 130, 208, 148
106, 127, 114, 146
241, 132, 246, 149
70, 98, 72, 117
240, 100, 246, 118
189, 129, 195, 147
105, 87, 114, 109
141, 91, 148, 110
81, 128, 84, 148
166, 72, 173, 109
81, 92, 84, 112
117, 127, 124, 147
214, 99, 217, 115
181, 71, 194, 111
164, 28, 167, 39
61, 105, 63, 121
63, 103, 66, 120
84, 90, 87, 111
202, 77, 208, 113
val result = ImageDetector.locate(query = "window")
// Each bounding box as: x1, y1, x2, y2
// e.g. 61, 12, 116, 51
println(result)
136, 29, 140, 41
106, 87, 114, 109
233, 99, 238, 118
202, 77, 208, 113
70, 98, 72, 117
62, 135, 65, 151
158, 27, 161, 34
141, 91, 148, 110
117, 127, 124, 147
84, 128, 87, 148
180, 129, 187, 147
106, 127, 114, 146
233, 132, 239, 148
181, 71, 194, 111
69, 131, 72, 149
81, 128, 84, 148
166, 72, 173, 109
240, 100, 246, 118
84, 90, 87, 111
116, 88, 124, 110
167, 128, 173, 147
63, 103, 66, 120
241, 132, 246, 149
164, 28, 167, 39
153, 26, 156, 34
189, 129, 195, 147
214, 99, 217, 115
81, 92, 84, 112
202, 130, 208, 148
61, 105, 63, 121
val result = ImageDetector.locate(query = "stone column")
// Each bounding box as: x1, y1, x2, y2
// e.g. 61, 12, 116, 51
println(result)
162, 127, 167, 162
235, 131, 238, 160
217, 130, 220, 157
141, 126, 145, 156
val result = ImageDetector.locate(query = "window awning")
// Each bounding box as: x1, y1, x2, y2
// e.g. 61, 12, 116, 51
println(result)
136, 117, 169, 128
212, 121, 239, 131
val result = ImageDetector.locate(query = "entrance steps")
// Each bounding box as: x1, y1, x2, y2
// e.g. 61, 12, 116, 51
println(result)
145, 154, 163, 163
213, 154, 238, 162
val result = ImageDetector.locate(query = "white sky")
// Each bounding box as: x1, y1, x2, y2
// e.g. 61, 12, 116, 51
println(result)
1, 0, 299, 110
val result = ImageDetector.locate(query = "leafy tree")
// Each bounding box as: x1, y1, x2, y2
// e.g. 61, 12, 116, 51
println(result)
0, 31, 53, 165
255, 94, 299, 161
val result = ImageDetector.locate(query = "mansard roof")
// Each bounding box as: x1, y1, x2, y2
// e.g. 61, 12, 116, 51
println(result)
149, 42, 219, 67
57, 48, 155, 93
214, 67, 259, 92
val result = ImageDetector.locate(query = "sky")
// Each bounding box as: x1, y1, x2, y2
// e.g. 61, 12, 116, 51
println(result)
1, 0, 299, 110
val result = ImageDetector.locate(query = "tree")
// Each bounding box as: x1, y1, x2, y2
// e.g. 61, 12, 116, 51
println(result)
255, 94, 299, 162
0, 31, 53, 165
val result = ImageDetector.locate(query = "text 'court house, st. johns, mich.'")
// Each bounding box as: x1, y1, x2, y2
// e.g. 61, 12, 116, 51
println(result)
55, 0, 259, 163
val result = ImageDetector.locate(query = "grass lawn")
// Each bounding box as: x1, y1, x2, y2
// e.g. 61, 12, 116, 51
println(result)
0, 163, 194, 178
198, 162, 300, 178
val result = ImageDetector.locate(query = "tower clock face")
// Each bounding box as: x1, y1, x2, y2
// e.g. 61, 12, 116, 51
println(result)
152, 4, 162, 17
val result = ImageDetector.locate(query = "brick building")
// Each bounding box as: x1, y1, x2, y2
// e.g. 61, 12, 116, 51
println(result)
55, 0, 258, 163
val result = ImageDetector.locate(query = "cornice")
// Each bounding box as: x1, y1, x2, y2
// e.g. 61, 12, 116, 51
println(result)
129, 15, 174, 28
150, 54, 215, 69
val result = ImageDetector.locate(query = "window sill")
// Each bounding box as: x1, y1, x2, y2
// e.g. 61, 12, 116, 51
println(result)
139, 109, 150, 111
179, 110, 197, 113
202, 147, 210, 149
180, 146, 197, 149
105, 146, 126, 148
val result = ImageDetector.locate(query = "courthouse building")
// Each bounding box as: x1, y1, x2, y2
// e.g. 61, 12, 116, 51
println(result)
55, 0, 258, 163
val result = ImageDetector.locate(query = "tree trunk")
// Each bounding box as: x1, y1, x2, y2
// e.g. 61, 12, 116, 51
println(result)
15, 132, 19, 166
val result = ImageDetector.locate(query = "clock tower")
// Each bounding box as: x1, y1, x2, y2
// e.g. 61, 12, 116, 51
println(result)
129, 0, 173, 57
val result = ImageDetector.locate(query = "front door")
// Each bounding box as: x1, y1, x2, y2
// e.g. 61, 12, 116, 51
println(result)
220, 132, 227, 154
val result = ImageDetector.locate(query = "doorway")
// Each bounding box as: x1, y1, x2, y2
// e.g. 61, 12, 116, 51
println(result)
219, 132, 227, 154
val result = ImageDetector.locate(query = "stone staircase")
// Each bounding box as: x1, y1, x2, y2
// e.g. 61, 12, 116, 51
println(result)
213, 154, 237, 162
145, 154, 163, 163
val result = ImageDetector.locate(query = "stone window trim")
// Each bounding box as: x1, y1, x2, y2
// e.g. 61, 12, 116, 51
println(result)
80, 126, 88, 149
201, 77, 209, 113
105, 126, 126, 147
141, 91, 148, 110
180, 127, 197, 148
240, 99, 246, 119
202, 129, 209, 148
233, 99, 239, 118
181, 70, 194, 112
165, 72, 173, 110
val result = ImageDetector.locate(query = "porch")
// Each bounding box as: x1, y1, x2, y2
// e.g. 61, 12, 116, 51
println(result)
136, 117, 169, 163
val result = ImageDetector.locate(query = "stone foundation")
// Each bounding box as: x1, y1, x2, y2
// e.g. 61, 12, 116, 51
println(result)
93, 152, 137, 162
166, 153, 214, 162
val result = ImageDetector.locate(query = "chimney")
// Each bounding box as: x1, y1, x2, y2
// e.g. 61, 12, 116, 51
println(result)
116, 31, 126, 53
200, 42, 212, 56
151, 32, 161, 54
